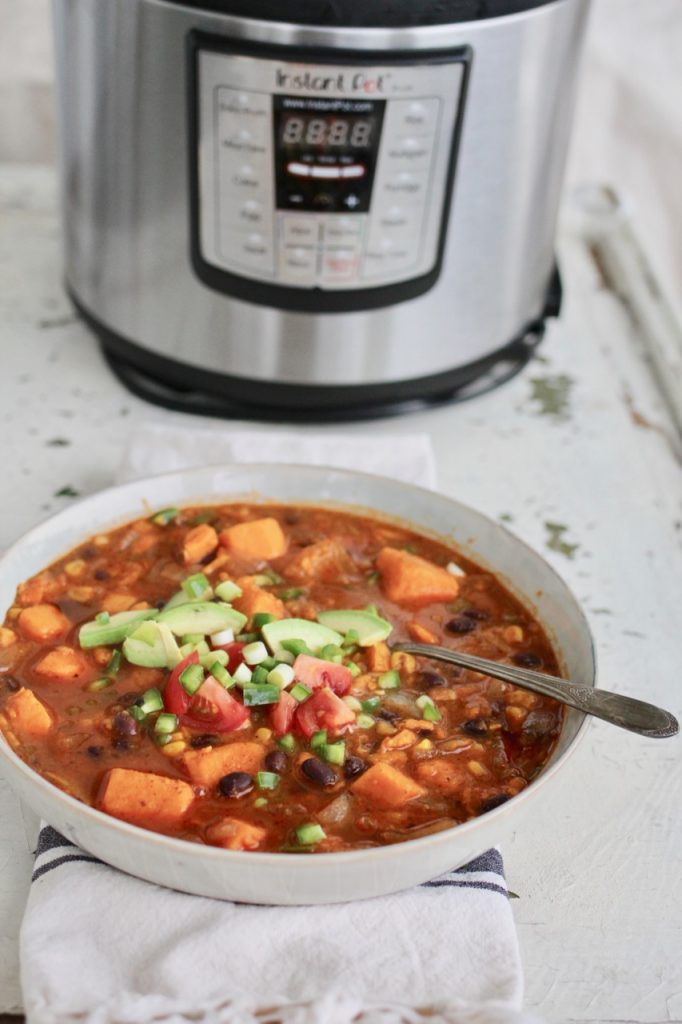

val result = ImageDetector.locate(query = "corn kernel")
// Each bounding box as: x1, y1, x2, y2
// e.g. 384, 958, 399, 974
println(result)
440, 738, 471, 752
512, 689, 538, 709
93, 535, 110, 547
255, 728, 272, 743
415, 739, 433, 751
376, 720, 397, 736
68, 586, 97, 603
467, 760, 488, 777
64, 559, 86, 578
390, 652, 416, 674
131, 601, 151, 611
505, 706, 527, 726
503, 625, 524, 644
0, 627, 16, 648
161, 740, 186, 756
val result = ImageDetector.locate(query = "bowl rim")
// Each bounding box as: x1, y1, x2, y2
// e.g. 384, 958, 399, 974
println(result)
0, 461, 596, 869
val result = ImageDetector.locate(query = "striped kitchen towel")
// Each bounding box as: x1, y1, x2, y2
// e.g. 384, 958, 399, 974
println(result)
21, 823, 538, 1024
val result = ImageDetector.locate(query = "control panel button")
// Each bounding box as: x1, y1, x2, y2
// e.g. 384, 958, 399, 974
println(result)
282, 217, 319, 246
322, 216, 361, 245
322, 247, 360, 283
221, 229, 274, 274
238, 199, 265, 225
381, 170, 428, 201
395, 99, 440, 134
281, 245, 317, 283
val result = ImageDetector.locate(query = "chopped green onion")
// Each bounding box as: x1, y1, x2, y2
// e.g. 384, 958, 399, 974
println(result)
242, 683, 281, 706
278, 733, 296, 754
290, 682, 312, 703
423, 702, 442, 723
128, 705, 147, 722
256, 771, 280, 790
236, 631, 259, 643
281, 638, 312, 657
200, 649, 229, 670
154, 712, 178, 735
259, 656, 278, 671
182, 572, 211, 600
242, 640, 269, 665
319, 644, 343, 664
253, 797, 268, 808
105, 650, 121, 677
181, 633, 204, 645
346, 662, 361, 678
342, 629, 360, 647
210, 662, 234, 689
95, 611, 110, 625
193, 640, 210, 657
214, 580, 242, 602
150, 507, 178, 526
361, 696, 381, 712
209, 627, 234, 647
310, 729, 328, 750
322, 741, 345, 765
296, 823, 326, 846
179, 664, 204, 696
86, 677, 113, 693
232, 662, 252, 686
267, 663, 295, 689
155, 733, 174, 746
139, 687, 164, 714
378, 670, 401, 690
343, 695, 363, 712
356, 713, 375, 729
251, 665, 270, 686
253, 612, 277, 628
278, 587, 305, 601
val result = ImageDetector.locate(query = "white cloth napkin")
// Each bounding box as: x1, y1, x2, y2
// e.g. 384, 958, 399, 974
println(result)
20, 427, 536, 1024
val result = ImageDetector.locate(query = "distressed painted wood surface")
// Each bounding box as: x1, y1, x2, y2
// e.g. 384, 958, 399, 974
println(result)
1, 167, 680, 1021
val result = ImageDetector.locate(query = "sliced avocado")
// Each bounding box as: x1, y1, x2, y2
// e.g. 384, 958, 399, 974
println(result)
156, 601, 247, 637
317, 609, 392, 646
79, 608, 158, 649
261, 618, 343, 660
123, 622, 168, 668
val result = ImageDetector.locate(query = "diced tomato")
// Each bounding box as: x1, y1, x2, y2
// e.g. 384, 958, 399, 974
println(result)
292, 654, 352, 696
295, 687, 356, 739
213, 641, 246, 674
270, 689, 296, 736
164, 652, 250, 733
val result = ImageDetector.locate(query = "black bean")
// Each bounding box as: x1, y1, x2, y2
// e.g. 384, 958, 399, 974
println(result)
462, 718, 488, 737
190, 733, 221, 749
264, 750, 288, 774
94, 568, 109, 581
218, 772, 254, 798
512, 652, 542, 668
86, 745, 103, 758
81, 546, 97, 559
112, 710, 137, 738
344, 755, 367, 780
445, 615, 476, 635
5, 676, 20, 693
376, 708, 400, 724
479, 794, 510, 814
154, 599, 166, 611
462, 608, 490, 622
416, 670, 448, 689
301, 756, 338, 787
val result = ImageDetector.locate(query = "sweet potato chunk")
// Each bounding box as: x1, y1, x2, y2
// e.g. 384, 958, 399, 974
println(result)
18, 604, 70, 643
286, 539, 355, 583
34, 646, 89, 681
183, 523, 219, 566
376, 547, 460, 607
219, 518, 287, 561
0, 627, 16, 649
351, 762, 426, 809
205, 818, 268, 851
16, 572, 64, 607
367, 641, 391, 672
181, 741, 264, 789
100, 592, 137, 614
233, 583, 285, 621
97, 768, 194, 828
5, 688, 53, 739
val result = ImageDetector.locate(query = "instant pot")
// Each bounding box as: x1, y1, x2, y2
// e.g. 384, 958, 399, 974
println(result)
53, 0, 590, 419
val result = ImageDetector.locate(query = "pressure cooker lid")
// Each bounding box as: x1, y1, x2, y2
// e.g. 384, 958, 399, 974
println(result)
168, 0, 562, 28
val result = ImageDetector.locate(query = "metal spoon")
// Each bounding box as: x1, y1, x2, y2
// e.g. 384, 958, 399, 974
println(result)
392, 641, 679, 739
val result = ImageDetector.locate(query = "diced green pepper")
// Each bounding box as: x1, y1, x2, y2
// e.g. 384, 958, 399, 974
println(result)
378, 670, 401, 690
210, 662, 234, 689
150, 507, 178, 526
215, 580, 243, 602
242, 684, 281, 707
361, 696, 381, 713
138, 687, 164, 714
322, 741, 345, 765
256, 771, 280, 791
296, 823, 326, 846
290, 683, 312, 703
253, 612, 277, 628
278, 733, 296, 754
154, 712, 178, 735
179, 664, 204, 696
281, 638, 312, 657
310, 729, 327, 750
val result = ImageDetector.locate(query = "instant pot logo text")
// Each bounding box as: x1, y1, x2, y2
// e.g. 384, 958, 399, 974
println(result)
275, 68, 388, 94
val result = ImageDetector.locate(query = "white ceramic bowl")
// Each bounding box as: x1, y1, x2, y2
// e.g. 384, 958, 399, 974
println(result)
0, 464, 595, 904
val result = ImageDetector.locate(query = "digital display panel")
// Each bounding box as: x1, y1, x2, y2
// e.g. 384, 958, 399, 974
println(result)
273, 96, 385, 213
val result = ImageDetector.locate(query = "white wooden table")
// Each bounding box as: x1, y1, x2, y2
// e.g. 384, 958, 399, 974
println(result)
1, 166, 680, 1022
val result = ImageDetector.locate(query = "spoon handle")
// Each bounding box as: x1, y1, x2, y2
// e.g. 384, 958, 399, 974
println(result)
392, 642, 679, 739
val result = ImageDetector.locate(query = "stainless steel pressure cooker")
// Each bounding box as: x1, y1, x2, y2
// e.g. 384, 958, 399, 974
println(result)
53, 0, 590, 419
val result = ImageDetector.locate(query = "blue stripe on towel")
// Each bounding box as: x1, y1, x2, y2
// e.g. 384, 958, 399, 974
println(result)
32, 853, 102, 883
